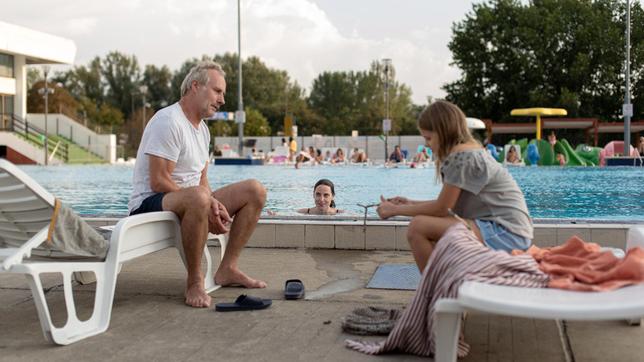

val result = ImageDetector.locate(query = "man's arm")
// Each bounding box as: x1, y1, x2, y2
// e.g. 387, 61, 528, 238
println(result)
149, 155, 181, 193
198, 162, 232, 231
199, 162, 212, 192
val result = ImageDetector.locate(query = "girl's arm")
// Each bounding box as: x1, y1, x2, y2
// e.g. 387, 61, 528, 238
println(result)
377, 184, 461, 218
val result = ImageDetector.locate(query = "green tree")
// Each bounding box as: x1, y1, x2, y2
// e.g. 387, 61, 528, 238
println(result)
27, 80, 80, 117
142, 64, 173, 110
243, 107, 271, 136
26, 67, 41, 90
58, 57, 105, 106
102, 51, 141, 119
308, 60, 417, 135
214, 53, 307, 135
308, 71, 358, 135
445, 0, 644, 121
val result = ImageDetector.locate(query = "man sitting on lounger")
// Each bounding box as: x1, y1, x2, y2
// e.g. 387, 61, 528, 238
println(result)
128, 60, 267, 308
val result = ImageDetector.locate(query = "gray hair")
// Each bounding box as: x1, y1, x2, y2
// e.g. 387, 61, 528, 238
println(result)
180, 60, 226, 97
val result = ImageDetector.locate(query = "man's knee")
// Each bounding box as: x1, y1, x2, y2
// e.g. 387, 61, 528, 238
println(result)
247, 179, 267, 205
184, 186, 212, 210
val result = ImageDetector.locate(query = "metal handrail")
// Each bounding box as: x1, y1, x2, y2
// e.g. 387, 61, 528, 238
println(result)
4, 114, 69, 162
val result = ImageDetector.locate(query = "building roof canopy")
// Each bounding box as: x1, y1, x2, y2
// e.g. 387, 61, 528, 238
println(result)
0, 21, 76, 64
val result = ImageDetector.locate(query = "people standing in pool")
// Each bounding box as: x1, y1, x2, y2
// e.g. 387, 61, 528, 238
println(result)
288, 136, 297, 162
297, 179, 344, 215
377, 100, 533, 272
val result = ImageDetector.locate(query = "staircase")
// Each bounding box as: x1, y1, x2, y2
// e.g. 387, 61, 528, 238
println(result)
1, 114, 106, 164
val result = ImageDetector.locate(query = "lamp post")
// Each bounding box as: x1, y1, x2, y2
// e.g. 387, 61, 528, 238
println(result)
623, 0, 632, 153
236, 0, 245, 157
382, 59, 393, 160
139, 85, 148, 133
38, 65, 54, 165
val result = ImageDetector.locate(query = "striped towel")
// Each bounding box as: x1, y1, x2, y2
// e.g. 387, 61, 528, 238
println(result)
345, 223, 549, 358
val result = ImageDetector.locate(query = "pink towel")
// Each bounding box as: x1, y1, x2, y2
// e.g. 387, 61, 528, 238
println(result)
515, 236, 644, 291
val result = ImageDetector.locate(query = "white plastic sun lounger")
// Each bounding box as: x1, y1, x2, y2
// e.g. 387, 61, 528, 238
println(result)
434, 225, 644, 362
0, 159, 227, 345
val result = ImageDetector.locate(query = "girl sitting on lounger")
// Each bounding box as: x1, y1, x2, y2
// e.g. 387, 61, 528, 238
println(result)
297, 179, 344, 215
377, 100, 533, 271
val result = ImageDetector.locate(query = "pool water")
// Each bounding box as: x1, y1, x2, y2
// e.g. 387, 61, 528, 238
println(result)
18, 164, 644, 221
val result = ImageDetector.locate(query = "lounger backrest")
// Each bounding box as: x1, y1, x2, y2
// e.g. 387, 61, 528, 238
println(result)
0, 159, 55, 251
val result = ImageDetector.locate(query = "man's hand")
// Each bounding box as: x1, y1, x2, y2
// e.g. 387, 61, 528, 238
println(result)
208, 197, 231, 234
376, 195, 398, 219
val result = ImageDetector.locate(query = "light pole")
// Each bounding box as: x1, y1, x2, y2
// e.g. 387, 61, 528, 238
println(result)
382, 59, 393, 160
236, 0, 245, 157
139, 85, 148, 133
623, 0, 632, 154
38, 65, 54, 165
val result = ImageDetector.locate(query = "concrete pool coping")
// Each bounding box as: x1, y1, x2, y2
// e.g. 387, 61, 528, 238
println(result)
85, 216, 643, 251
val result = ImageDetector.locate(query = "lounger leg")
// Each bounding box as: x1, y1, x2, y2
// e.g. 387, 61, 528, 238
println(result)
24, 272, 56, 342
627, 318, 642, 326
23, 262, 118, 345
205, 234, 227, 292
174, 234, 226, 294
435, 300, 464, 362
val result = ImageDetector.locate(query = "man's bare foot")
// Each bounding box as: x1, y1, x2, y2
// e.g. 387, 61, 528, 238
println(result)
185, 281, 211, 308
215, 267, 267, 288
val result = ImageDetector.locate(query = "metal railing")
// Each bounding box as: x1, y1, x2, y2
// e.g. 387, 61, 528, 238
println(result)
2, 113, 69, 162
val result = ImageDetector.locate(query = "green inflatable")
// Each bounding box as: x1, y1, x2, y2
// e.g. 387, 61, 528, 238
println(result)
554, 139, 587, 166
575, 144, 601, 166
533, 139, 555, 166
494, 138, 597, 166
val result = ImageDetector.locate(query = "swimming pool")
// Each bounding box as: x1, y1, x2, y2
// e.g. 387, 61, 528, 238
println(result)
18, 164, 644, 221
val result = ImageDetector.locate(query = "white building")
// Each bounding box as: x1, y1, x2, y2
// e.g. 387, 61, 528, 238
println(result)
0, 21, 76, 122
0, 22, 123, 164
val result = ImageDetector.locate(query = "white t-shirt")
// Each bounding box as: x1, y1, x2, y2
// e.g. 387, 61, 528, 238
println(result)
128, 103, 211, 213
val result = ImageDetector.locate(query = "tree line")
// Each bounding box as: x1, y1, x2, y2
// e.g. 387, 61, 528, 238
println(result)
26, 0, 643, 155
27, 52, 419, 157
445, 0, 644, 122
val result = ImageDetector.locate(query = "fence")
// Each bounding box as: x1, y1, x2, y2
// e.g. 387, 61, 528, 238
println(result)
213, 135, 426, 161
2, 114, 68, 162
25, 113, 116, 163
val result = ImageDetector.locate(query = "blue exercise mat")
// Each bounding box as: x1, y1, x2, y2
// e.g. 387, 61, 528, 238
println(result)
366, 264, 421, 290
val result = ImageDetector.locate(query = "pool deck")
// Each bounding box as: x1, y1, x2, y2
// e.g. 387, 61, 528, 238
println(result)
2, 246, 644, 361
2, 217, 643, 361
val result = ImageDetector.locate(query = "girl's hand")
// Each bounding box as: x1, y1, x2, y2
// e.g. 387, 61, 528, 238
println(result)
387, 196, 409, 205
377, 195, 398, 219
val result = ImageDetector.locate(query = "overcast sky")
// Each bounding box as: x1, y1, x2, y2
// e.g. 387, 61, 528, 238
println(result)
4, 0, 483, 104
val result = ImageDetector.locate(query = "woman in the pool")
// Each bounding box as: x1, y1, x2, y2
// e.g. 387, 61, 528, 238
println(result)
297, 179, 344, 215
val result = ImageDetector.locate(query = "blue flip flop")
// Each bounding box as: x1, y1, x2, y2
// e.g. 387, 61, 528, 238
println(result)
284, 279, 305, 300
215, 294, 272, 312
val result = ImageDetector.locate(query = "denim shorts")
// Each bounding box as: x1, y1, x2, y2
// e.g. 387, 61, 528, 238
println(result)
474, 219, 531, 252
130, 193, 165, 216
